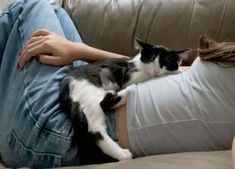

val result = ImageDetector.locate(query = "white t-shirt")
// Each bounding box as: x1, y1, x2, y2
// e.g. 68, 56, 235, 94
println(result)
126, 57, 235, 157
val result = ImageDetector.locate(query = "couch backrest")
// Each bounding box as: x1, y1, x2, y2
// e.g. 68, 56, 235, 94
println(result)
63, 0, 235, 59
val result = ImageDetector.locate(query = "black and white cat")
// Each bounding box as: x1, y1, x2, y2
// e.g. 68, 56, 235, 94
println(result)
60, 39, 190, 161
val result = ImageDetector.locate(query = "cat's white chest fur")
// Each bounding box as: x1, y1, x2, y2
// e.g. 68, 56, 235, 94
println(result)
125, 53, 162, 86
68, 78, 132, 160
69, 78, 107, 132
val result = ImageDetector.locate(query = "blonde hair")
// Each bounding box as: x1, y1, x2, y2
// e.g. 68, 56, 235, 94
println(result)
198, 35, 235, 64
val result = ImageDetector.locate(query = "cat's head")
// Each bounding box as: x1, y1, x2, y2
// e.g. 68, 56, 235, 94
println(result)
135, 38, 191, 77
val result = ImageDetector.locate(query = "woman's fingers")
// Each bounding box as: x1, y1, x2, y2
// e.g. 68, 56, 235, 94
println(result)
17, 29, 75, 69
18, 39, 46, 67
38, 55, 69, 66
31, 29, 51, 37
20, 29, 50, 54
21, 36, 45, 52
20, 38, 45, 58
18, 43, 47, 69
18, 30, 51, 69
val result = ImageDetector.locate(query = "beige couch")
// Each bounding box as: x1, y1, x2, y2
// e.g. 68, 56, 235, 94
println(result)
0, 0, 234, 168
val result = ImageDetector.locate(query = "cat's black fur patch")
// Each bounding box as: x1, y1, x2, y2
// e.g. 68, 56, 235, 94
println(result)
68, 58, 137, 90
70, 109, 89, 145
59, 77, 73, 116
78, 138, 117, 165
140, 44, 180, 72
89, 132, 104, 143
100, 92, 121, 113
157, 47, 180, 71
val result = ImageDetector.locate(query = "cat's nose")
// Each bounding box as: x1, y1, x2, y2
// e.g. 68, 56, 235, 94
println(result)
154, 69, 160, 76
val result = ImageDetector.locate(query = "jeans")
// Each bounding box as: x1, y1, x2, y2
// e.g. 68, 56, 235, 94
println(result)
0, 0, 117, 168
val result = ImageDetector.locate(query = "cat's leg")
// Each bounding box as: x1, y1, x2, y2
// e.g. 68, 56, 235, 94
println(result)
100, 89, 127, 112
114, 89, 127, 107
91, 130, 132, 161
100, 92, 121, 113
87, 103, 132, 160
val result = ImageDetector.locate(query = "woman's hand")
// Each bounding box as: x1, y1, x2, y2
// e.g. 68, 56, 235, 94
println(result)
18, 29, 128, 69
18, 29, 76, 69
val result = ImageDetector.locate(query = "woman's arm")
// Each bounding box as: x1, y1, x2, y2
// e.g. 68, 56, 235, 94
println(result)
18, 29, 127, 69
70, 42, 128, 62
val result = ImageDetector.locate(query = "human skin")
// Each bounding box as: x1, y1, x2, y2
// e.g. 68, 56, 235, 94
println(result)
18, 29, 128, 69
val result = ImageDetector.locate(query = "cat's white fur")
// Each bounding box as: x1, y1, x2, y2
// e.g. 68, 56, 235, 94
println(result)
126, 53, 168, 87
68, 51, 172, 160
70, 78, 132, 160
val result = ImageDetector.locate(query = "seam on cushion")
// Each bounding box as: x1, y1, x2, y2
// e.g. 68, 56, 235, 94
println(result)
218, 0, 229, 40
146, 1, 161, 42
99, 1, 109, 40
186, 0, 196, 44
17, 9, 72, 140
132, 0, 143, 43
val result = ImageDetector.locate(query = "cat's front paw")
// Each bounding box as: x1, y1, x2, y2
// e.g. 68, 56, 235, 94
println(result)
117, 149, 133, 161
100, 92, 121, 113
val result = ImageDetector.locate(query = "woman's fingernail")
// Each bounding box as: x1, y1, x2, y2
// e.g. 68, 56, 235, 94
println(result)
35, 55, 40, 60
18, 64, 21, 70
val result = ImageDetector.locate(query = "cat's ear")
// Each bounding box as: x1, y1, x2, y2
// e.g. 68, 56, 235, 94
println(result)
135, 38, 153, 50
173, 49, 192, 60
199, 34, 217, 49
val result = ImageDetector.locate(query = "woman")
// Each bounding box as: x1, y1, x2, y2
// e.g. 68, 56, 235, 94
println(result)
0, 0, 234, 168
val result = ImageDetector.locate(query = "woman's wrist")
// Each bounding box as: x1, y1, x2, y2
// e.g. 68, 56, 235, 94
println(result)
70, 42, 128, 62
68, 42, 83, 61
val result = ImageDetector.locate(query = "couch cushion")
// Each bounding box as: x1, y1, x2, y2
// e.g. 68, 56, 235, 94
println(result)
63, 0, 235, 58
59, 151, 232, 169
0, 151, 231, 168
